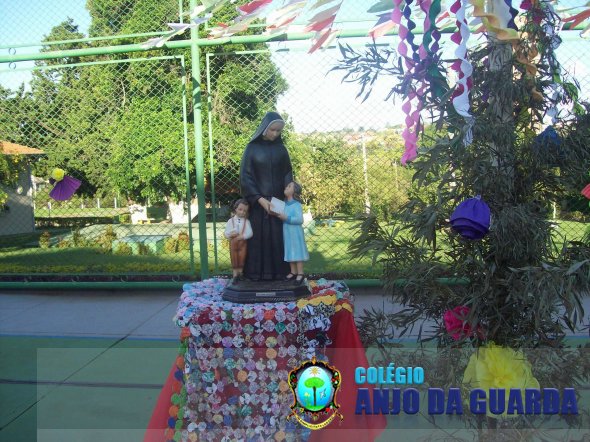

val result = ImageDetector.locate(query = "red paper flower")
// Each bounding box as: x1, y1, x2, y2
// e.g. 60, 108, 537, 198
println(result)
443, 305, 478, 341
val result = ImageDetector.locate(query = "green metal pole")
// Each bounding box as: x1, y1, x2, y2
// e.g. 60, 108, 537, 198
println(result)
2, 25, 587, 64
0, 281, 191, 290
180, 55, 196, 276
0, 278, 470, 290
190, 0, 209, 280
4, 55, 180, 73
205, 53, 219, 273
0, 31, 169, 50
0, 1, 184, 50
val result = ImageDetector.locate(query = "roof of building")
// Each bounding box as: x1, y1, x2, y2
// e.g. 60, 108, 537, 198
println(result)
1, 141, 45, 155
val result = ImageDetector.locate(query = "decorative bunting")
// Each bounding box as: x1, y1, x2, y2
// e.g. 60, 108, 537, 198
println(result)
304, 1, 343, 52
310, 0, 340, 11
390, 0, 419, 164
308, 28, 339, 53
265, 0, 306, 33
238, 0, 273, 15
368, 12, 396, 40
49, 168, 81, 201
141, 8, 214, 49
303, 3, 341, 32
450, 0, 475, 146
470, 0, 519, 40
402, 0, 421, 63
561, 6, 590, 32
141, 35, 169, 49
504, 0, 519, 29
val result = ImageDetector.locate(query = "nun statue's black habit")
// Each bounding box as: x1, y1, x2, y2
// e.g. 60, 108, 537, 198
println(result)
240, 112, 293, 281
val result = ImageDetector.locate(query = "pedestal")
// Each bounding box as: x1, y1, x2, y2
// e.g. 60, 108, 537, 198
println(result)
222, 279, 311, 303
144, 278, 386, 442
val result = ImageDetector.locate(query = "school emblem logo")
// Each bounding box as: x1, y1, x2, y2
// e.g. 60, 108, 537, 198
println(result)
287, 356, 343, 430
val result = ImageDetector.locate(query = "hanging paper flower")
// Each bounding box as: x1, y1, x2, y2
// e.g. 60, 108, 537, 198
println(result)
50, 168, 65, 182
463, 344, 540, 418
450, 196, 491, 240
443, 305, 483, 341
48, 168, 81, 201
581, 183, 590, 200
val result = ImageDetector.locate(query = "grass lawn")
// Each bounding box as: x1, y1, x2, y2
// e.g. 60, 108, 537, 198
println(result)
35, 208, 130, 218
0, 221, 380, 277
0, 218, 586, 278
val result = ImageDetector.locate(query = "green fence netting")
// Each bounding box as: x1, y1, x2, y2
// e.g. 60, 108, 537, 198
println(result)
0, 55, 201, 279
0, 0, 183, 48
1, 1, 589, 282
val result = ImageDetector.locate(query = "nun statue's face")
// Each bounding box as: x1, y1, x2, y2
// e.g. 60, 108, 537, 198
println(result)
262, 121, 284, 141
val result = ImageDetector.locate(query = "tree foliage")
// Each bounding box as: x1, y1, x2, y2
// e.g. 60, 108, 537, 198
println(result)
336, 6, 590, 350
335, 6, 590, 433
1, 1, 287, 210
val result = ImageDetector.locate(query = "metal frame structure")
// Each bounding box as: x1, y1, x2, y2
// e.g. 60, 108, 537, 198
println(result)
0, 0, 586, 289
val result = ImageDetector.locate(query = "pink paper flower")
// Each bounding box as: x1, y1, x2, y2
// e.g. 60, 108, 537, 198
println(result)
443, 305, 477, 341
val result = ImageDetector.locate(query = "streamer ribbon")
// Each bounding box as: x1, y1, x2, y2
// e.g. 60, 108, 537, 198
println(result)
470, 0, 520, 41
391, 0, 419, 164
450, 0, 475, 146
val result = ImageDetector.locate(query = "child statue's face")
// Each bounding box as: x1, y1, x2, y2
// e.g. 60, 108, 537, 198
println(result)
235, 203, 248, 218
284, 182, 294, 198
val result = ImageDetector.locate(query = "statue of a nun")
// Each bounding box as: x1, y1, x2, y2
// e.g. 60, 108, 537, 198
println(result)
240, 112, 293, 281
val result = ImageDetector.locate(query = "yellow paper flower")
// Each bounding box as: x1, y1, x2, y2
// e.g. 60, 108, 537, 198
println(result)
463, 344, 540, 418
51, 168, 65, 182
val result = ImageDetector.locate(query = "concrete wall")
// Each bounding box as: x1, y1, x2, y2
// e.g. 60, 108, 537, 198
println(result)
0, 164, 35, 235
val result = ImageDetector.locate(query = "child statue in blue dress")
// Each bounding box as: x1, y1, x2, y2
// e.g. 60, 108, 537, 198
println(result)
273, 181, 309, 285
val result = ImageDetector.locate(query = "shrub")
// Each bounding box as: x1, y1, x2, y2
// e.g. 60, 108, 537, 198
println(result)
563, 211, 588, 222
97, 226, 117, 252
164, 236, 178, 253
57, 239, 72, 248
39, 231, 51, 249
177, 231, 190, 252
137, 243, 151, 255
113, 242, 133, 255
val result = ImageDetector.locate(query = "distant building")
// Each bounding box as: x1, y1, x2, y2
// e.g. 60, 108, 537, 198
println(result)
0, 141, 44, 235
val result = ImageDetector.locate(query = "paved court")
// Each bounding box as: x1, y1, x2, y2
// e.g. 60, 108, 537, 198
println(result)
0, 286, 392, 442
0, 288, 181, 442
1, 286, 588, 442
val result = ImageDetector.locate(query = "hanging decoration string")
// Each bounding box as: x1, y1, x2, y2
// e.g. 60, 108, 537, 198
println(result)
449, 0, 475, 146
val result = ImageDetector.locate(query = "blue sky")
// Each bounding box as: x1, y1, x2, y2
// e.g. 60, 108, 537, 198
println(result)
1, 1, 588, 133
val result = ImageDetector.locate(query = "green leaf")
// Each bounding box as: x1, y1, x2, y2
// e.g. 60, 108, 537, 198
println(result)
565, 260, 589, 276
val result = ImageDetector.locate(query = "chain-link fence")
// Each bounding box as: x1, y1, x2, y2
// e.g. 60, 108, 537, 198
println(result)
0, 55, 202, 279
0, 0, 183, 48
204, 35, 590, 279
204, 47, 417, 278
1, 1, 589, 282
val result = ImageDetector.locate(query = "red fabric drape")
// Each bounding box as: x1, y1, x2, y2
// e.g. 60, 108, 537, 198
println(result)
144, 309, 386, 441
